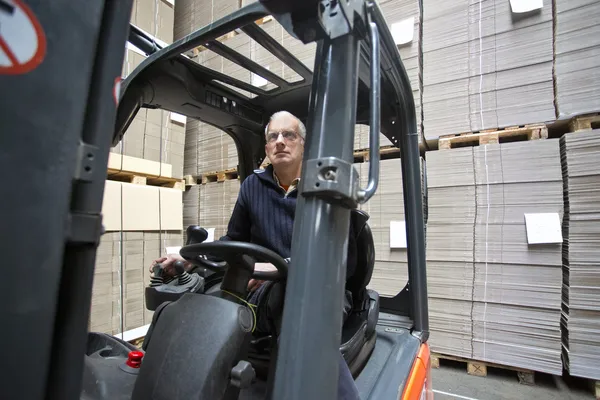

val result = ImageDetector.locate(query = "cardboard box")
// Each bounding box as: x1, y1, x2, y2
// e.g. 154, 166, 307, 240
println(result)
108, 153, 173, 178
122, 183, 161, 231
102, 181, 122, 231
160, 188, 184, 230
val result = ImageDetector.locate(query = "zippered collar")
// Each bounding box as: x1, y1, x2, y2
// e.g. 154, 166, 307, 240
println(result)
255, 164, 300, 197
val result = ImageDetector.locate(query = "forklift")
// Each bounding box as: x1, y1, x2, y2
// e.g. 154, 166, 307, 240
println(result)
0, 0, 431, 399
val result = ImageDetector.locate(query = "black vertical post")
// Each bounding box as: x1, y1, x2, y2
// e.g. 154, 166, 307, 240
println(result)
273, 33, 360, 400
45, 1, 133, 399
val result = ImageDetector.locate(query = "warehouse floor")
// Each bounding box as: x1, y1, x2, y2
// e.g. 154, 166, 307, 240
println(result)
431, 362, 594, 400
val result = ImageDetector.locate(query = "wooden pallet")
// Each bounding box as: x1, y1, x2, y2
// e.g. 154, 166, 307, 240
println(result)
438, 124, 548, 150
431, 353, 535, 385
353, 145, 400, 162
183, 175, 200, 186
107, 168, 185, 190
569, 113, 600, 132
199, 168, 239, 184
129, 337, 145, 348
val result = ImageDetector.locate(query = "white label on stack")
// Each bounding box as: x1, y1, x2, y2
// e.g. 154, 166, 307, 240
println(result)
170, 112, 187, 125
524, 213, 562, 244
251, 66, 270, 87
510, 0, 543, 13
390, 17, 415, 46
166, 246, 182, 255
390, 221, 407, 249
205, 228, 215, 243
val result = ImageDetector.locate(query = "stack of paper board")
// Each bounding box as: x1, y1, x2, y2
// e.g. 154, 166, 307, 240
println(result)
425, 140, 563, 373
555, 0, 600, 117
561, 130, 600, 380
130, 0, 174, 43
102, 182, 183, 232
183, 185, 201, 241
115, 2, 186, 179
174, 0, 238, 40
358, 159, 426, 298
351, 0, 420, 149
90, 232, 122, 334
90, 230, 184, 335
426, 147, 476, 358
379, 0, 422, 139
471, 140, 563, 375
191, 179, 242, 240
422, 0, 554, 140
361, 160, 407, 296
184, 120, 238, 176
113, 104, 185, 179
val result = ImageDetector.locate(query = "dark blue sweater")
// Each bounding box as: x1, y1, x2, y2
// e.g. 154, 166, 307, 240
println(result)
223, 165, 357, 280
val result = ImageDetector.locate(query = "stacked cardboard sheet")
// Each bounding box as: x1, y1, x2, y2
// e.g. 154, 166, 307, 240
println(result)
422, 0, 555, 140
354, 125, 394, 150
174, 0, 238, 40
561, 130, 600, 380
426, 147, 476, 358
101, 181, 183, 232
184, 120, 238, 176
555, 0, 600, 117
131, 0, 174, 43
358, 159, 426, 297
361, 160, 407, 296
90, 231, 184, 335
181, 180, 242, 240
116, 2, 186, 178
379, 0, 422, 139
471, 140, 563, 375
183, 185, 201, 242
114, 88, 185, 179
425, 140, 563, 373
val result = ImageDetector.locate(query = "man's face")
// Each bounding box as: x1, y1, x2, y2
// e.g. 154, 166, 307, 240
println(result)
265, 114, 304, 168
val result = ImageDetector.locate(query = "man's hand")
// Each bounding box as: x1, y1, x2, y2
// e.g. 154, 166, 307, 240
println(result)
149, 254, 192, 278
247, 262, 278, 292
247, 279, 265, 292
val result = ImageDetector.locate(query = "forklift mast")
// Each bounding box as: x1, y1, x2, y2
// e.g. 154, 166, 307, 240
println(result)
0, 1, 427, 399
0, 1, 134, 399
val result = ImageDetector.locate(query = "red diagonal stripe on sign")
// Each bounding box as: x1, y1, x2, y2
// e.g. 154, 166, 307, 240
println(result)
0, 35, 18, 66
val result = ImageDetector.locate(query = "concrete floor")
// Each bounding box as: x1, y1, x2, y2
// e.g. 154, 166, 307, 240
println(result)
432, 361, 595, 400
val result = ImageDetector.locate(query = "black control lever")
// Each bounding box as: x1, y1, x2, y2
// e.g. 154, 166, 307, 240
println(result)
150, 264, 165, 287
174, 260, 193, 286
186, 225, 208, 245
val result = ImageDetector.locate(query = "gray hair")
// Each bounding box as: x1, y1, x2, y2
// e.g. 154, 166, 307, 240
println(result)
264, 111, 307, 140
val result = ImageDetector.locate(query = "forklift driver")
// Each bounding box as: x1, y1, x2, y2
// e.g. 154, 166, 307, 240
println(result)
151, 111, 360, 399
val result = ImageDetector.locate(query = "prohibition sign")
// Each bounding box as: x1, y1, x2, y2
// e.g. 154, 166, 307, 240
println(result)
0, 0, 47, 75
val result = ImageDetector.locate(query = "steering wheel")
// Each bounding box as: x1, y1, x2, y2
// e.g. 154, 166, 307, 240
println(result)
180, 241, 288, 281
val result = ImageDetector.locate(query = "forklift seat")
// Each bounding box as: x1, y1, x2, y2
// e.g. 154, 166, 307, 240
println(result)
341, 209, 379, 376
247, 209, 379, 378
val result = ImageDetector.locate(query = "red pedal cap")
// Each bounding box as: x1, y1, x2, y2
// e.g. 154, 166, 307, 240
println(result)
126, 351, 144, 368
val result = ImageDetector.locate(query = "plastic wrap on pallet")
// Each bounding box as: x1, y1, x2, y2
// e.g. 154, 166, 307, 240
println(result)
422, 0, 555, 141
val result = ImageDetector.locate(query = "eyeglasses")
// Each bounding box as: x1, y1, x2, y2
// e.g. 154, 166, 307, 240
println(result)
266, 130, 300, 143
